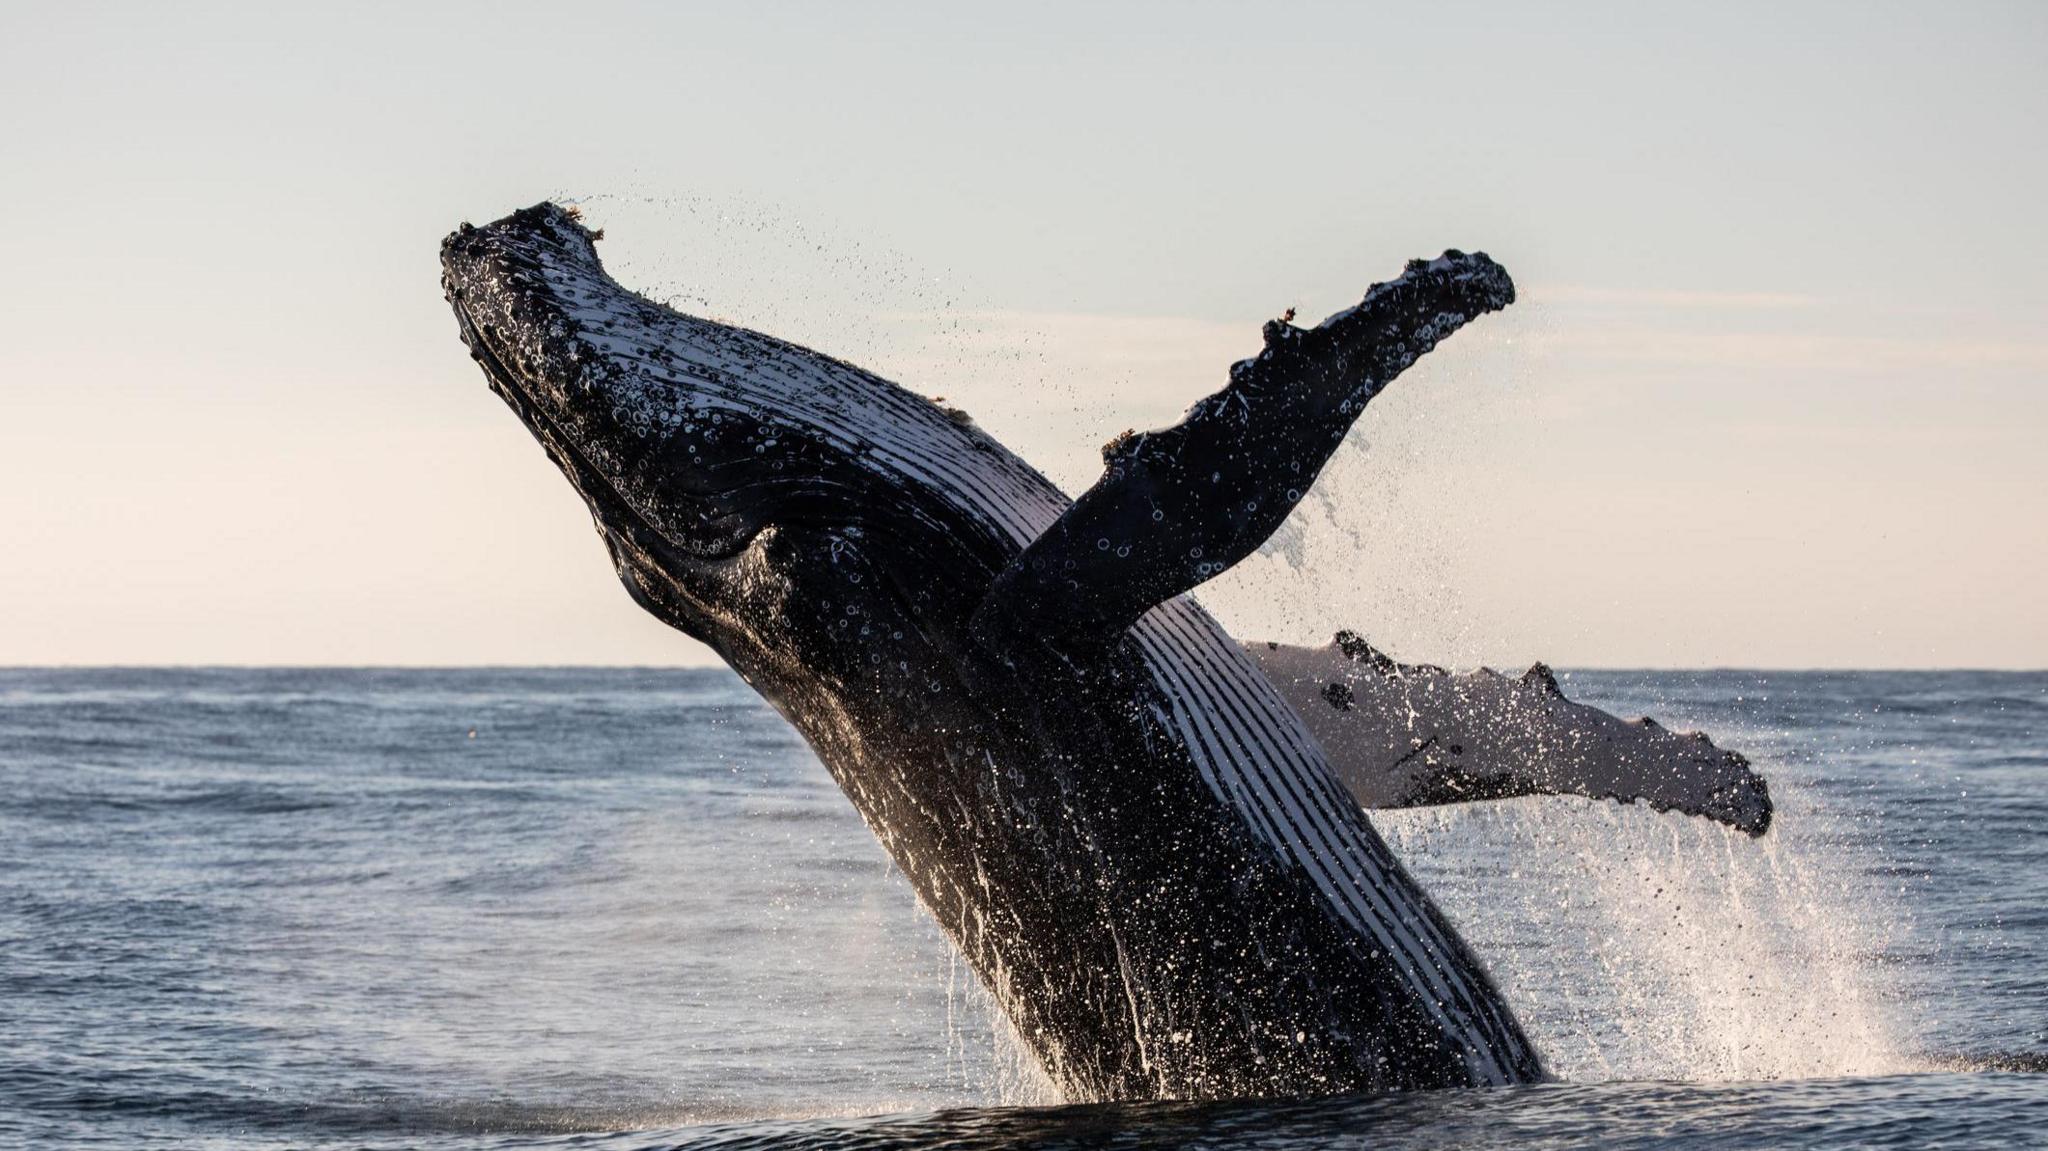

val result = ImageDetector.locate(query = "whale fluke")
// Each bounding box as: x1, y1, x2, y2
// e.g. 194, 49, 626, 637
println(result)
1246, 635, 1774, 836
973, 253, 1515, 657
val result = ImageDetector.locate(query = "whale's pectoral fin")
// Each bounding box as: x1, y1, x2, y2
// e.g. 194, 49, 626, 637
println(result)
970, 253, 1515, 655
1245, 633, 1774, 837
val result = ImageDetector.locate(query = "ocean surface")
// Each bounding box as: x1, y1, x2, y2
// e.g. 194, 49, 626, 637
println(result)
1, 667, 2042, 1148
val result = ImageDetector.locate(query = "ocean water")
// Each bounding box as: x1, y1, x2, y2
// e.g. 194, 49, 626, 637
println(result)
0, 667, 2042, 1148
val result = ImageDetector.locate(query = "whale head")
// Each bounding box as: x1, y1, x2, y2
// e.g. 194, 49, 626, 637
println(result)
440, 203, 1050, 679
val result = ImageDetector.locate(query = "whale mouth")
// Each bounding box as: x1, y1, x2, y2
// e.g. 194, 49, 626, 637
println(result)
453, 298, 614, 512
440, 204, 674, 555
442, 205, 793, 568
449, 294, 691, 585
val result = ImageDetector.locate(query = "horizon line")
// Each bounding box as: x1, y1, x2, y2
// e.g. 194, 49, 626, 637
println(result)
2, 663, 2042, 675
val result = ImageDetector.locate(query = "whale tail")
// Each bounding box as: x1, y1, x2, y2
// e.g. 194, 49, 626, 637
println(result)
971, 253, 1514, 656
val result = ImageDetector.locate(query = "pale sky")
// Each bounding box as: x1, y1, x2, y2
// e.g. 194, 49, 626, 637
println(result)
3, 1, 2043, 668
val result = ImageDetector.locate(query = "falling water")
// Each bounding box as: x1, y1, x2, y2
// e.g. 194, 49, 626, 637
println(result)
928, 759, 1918, 1095
1376, 780, 1914, 1082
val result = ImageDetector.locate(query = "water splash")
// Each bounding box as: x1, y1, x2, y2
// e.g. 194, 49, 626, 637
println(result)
914, 766, 1915, 1097
1186, 321, 1920, 1083
1375, 780, 1915, 1082
943, 949, 1062, 1107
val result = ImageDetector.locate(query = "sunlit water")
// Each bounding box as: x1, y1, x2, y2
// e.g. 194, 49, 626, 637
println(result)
1, 668, 2042, 1148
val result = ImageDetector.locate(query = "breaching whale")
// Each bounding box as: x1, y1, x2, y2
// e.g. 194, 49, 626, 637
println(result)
441, 203, 1768, 1101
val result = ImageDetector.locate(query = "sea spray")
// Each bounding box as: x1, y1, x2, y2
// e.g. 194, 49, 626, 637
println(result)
942, 948, 1063, 1107
1200, 375, 1917, 1082
1375, 773, 1914, 1082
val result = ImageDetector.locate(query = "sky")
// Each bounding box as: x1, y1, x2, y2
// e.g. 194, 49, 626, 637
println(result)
2, 1, 2043, 668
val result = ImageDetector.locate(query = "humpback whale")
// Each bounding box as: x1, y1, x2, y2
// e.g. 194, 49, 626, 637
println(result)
441, 203, 1768, 1101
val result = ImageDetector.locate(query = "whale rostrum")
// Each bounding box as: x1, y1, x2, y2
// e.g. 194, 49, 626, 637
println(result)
442, 202, 1767, 1101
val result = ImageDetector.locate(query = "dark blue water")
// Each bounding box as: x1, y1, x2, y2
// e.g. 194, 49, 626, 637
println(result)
1, 668, 2042, 1148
